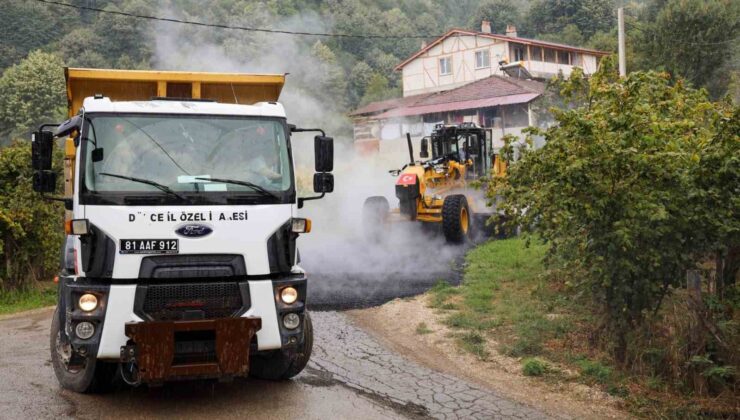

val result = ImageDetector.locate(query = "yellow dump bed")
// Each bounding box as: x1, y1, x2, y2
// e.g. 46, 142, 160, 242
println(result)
64, 68, 286, 117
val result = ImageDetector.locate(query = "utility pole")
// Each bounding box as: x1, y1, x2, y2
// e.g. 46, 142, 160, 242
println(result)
618, 7, 626, 76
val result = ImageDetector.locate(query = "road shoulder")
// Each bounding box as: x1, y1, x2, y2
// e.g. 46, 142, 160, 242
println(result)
348, 295, 631, 420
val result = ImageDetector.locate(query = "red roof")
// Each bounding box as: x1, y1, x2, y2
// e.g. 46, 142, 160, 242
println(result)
348, 93, 432, 116
395, 28, 610, 71
376, 93, 539, 118
352, 75, 544, 119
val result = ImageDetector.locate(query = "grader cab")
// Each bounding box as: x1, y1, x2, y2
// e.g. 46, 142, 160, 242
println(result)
363, 123, 506, 244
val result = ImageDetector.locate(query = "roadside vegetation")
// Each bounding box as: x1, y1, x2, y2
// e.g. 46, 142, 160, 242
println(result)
430, 61, 739, 417
432, 238, 739, 417
0, 281, 56, 315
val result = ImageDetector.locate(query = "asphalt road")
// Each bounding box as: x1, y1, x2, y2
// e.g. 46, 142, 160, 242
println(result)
0, 218, 549, 419
0, 309, 549, 420
300, 221, 469, 310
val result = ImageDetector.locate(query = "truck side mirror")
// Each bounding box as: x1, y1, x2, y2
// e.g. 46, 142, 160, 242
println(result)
313, 173, 334, 193
420, 138, 429, 159
32, 130, 54, 170
314, 135, 333, 173
55, 115, 82, 138
33, 171, 57, 193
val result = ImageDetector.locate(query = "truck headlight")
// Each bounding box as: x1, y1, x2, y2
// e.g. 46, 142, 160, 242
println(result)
283, 313, 300, 330
280, 287, 298, 304
75, 321, 95, 339
78, 293, 98, 312
291, 218, 311, 233
66, 219, 90, 235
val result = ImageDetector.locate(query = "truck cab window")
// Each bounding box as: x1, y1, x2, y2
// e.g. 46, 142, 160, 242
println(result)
82, 115, 292, 199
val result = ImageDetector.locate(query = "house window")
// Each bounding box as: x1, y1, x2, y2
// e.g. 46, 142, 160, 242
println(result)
531, 47, 543, 61
558, 51, 572, 65
439, 57, 452, 75
511, 43, 527, 62
475, 50, 490, 68
544, 48, 557, 63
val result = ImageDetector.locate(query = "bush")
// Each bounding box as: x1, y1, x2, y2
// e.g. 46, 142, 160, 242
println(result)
576, 358, 612, 384
0, 141, 64, 291
522, 358, 549, 376
493, 59, 739, 362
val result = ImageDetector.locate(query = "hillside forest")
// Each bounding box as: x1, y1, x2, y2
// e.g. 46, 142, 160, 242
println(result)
1, 0, 739, 142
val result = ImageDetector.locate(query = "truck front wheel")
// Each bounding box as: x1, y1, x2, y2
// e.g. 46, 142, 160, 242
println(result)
50, 308, 118, 393
250, 312, 313, 380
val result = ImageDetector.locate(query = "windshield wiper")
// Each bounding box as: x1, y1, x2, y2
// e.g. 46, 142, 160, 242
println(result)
99, 172, 188, 201
195, 177, 280, 200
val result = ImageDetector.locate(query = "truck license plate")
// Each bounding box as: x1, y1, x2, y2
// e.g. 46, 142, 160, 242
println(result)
120, 239, 179, 254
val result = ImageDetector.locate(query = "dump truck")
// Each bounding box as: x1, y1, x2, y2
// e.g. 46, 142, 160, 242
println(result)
31, 68, 334, 392
363, 123, 505, 243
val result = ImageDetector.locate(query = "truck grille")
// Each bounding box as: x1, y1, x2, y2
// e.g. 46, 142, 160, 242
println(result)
141, 282, 243, 321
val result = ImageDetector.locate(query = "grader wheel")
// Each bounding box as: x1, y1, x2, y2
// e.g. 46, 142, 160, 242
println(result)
442, 195, 471, 243
362, 196, 390, 242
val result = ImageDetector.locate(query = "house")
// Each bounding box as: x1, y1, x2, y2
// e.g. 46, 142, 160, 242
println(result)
351, 21, 609, 160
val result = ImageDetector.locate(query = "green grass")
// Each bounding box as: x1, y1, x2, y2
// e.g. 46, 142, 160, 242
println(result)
0, 282, 57, 315
431, 238, 568, 359
522, 358, 550, 376
458, 331, 490, 360
575, 357, 613, 384
429, 280, 460, 308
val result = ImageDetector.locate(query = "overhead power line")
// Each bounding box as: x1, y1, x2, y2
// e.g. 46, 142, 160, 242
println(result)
34, 0, 441, 39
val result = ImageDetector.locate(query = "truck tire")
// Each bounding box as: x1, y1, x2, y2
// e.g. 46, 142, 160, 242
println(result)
362, 196, 390, 242
250, 312, 313, 380
442, 195, 471, 244
50, 308, 119, 393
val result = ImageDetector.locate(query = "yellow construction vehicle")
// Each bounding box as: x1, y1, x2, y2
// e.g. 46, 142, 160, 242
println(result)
363, 123, 506, 243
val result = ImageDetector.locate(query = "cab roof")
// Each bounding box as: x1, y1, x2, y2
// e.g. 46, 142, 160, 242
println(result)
81, 96, 287, 118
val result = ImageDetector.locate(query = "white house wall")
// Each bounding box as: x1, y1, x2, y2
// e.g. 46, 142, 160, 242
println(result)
402, 35, 508, 97
401, 34, 602, 97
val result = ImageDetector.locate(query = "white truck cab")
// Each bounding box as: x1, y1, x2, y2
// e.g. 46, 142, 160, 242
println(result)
31, 69, 334, 391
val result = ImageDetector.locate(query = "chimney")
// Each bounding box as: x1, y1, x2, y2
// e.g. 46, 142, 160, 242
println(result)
481, 20, 491, 34
505, 25, 517, 37
421, 40, 427, 50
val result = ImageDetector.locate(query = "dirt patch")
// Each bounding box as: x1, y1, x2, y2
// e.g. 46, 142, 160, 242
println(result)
348, 295, 631, 420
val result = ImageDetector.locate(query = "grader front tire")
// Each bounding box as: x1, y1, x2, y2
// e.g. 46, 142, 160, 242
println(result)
362, 196, 390, 242
442, 195, 471, 244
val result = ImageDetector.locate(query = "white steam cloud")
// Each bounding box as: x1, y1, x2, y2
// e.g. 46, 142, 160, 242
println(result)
150, 10, 464, 305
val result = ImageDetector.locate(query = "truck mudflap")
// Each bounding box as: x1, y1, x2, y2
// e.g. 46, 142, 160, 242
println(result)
121, 317, 261, 384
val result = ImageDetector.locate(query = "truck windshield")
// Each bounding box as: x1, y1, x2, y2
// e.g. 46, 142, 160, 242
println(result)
81, 114, 292, 202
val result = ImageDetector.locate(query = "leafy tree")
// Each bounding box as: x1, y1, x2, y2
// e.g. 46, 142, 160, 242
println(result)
349, 61, 374, 106
492, 60, 738, 362
0, 142, 64, 291
0, 0, 69, 71
468, 0, 523, 35
635, 0, 740, 98
360, 73, 399, 105
90, 1, 153, 67
526, 0, 615, 40
0, 51, 66, 143
539, 23, 586, 46
309, 40, 348, 110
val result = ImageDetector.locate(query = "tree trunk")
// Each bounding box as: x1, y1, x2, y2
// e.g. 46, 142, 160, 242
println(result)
687, 269, 708, 396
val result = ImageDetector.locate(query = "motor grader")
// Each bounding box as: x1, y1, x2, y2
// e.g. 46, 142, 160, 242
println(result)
363, 123, 506, 243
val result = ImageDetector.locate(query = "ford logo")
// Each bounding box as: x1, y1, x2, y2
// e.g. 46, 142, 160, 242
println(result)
175, 224, 213, 238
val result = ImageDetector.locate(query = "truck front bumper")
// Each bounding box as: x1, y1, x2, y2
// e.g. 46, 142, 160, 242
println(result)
57, 273, 307, 361
122, 317, 261, 383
